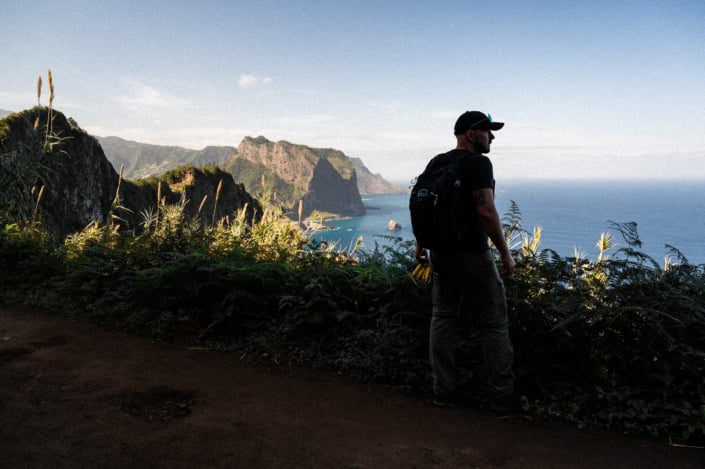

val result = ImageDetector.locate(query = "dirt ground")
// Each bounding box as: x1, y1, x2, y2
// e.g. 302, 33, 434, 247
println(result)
1, 305, 702, 468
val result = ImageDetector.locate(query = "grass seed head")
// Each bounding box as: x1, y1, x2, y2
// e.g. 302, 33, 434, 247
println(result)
215, 179, 223, 201
36, 75, 42, 106
36, 185, 45, 205
198, 194, 208, 214
48, 69, 54, 107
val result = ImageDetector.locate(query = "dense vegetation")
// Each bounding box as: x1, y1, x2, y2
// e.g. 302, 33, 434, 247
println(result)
3, 187, 704, 445
2, 80, 704, 446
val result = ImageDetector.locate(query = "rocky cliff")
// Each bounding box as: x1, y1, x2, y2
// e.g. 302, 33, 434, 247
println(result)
1, 108, 120, 239
230, 136, 365, 218
97, 136, 403, 210
0, 108, 260, 241
299, 157, 365, 219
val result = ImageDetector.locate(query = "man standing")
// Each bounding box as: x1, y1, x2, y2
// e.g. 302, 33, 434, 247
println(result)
415, 110, 516, 411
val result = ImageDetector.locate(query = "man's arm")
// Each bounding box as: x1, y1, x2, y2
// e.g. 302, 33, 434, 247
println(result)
473, 188, 515, 275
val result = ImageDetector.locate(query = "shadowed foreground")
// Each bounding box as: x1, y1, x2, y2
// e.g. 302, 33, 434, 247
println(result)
1, 305, 701, 468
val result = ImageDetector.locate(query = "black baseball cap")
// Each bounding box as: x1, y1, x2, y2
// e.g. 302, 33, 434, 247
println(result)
454, 111, 504, 134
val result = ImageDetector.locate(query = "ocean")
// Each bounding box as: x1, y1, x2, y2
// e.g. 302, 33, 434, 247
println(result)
310, 179, 705, 266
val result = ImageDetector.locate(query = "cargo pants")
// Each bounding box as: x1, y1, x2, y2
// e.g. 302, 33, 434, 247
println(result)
429, 248, 514, 401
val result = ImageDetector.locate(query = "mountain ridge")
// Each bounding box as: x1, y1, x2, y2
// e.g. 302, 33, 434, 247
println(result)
97, 135, 405, 196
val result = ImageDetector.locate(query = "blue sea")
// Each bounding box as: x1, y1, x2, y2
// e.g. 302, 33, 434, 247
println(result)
311, 180, 705, 266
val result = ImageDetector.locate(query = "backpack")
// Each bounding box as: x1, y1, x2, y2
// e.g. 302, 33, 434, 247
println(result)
409, 150, 468, 250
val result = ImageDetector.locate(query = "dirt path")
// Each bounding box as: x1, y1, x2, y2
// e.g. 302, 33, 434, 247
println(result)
1, 305, 702, 468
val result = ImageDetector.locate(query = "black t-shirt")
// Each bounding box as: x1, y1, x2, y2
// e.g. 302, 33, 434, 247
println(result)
448, 149, 495, 252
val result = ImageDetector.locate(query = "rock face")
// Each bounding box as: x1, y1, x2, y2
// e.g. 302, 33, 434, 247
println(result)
0, 108, 260, 241
231, 137, 365, 218
1, 108, 120, 239
299, 157, 366, 219
387, 219, 402, 231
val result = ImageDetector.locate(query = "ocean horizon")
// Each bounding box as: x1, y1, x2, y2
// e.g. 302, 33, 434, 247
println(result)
311, 179, 705, 266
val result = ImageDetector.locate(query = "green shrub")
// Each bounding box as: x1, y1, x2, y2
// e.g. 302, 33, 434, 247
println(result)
1, 195, 703, 445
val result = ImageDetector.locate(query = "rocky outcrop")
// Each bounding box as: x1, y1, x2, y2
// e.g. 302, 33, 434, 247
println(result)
298, 158, 366, 219
230, 137, 365, 218
1, 108, 120, 239
0, 108, 260, 241
234, 137, 319, 192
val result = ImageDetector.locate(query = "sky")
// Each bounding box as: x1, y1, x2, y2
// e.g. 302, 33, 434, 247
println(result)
2, 0, 704, 182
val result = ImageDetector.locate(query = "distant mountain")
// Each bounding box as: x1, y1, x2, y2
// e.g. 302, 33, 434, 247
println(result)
350, 157, 406, 194
0, 109, 13, 119
98, 136, 236, 180
98, 137, 405, 196
226, 136, 366, 218
99, 136, 365, 217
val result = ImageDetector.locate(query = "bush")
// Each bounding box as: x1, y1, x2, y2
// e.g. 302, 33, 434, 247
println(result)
1, 200, 703, 445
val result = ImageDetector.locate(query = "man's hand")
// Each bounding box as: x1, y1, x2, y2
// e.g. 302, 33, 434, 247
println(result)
414, 243, 429, 264
500, 252, 516, 276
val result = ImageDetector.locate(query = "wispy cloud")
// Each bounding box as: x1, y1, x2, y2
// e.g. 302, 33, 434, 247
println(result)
238, 74, 273, 89
114, 81, 189, 112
